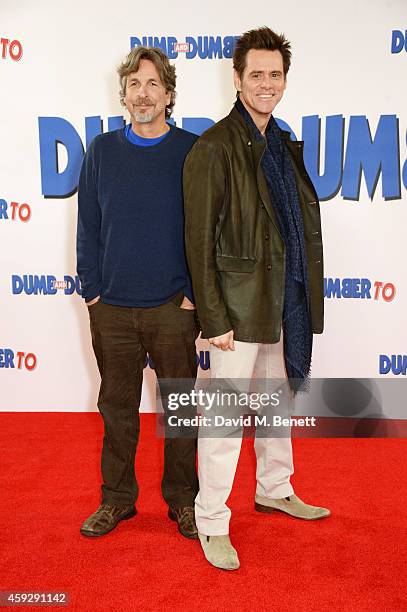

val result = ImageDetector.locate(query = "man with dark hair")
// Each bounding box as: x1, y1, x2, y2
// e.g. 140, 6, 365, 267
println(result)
184, 26, 330, 570
77, 46, 199, 539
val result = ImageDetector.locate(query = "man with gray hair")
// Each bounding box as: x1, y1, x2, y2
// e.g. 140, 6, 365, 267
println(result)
77, 46, 199, 539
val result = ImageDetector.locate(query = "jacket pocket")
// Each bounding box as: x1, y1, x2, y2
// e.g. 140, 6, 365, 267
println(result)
215, 255, 256, 273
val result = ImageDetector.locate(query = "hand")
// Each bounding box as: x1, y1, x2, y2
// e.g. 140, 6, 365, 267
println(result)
180, 296, 196, 310
86, 295, 100, 306
209, 330, 235, 351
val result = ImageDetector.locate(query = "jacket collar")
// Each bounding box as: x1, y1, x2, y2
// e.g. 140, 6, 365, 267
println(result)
227, 107, 282, 236
227, 106, 266, 168
229, 105, 303, 144
227, 105, 318, 212
228, 106, 308, 182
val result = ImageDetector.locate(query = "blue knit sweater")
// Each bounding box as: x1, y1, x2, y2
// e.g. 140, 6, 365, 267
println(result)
76, 124, 197, 306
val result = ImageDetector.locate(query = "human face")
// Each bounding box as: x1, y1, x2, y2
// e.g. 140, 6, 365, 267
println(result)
234, 49, 287, 131
123, 59, 171, 128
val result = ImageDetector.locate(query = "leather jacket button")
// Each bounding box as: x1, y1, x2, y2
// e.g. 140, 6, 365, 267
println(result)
265, 234, 270, 241
267, 264, 272, 271
261, 204, 265, 210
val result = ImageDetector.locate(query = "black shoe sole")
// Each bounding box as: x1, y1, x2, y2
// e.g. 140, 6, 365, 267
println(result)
255, 502, 330, 520
254, 502, 274, 514
168, 509, 199, 540
80, 508, 137, 537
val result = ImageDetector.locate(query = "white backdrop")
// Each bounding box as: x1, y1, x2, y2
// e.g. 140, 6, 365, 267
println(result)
1, 0, 406, 412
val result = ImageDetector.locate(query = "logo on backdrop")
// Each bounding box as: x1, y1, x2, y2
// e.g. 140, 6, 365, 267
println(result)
0, 349, 37, 370
130, 35, 240, 59
324, 278, 396, 301
379, 355, 407, 375
391, 30, 407, 53
11, 275, 81, 296
0, 37, 23, 61
37, 114, 407, 201
0, 199, 31, 222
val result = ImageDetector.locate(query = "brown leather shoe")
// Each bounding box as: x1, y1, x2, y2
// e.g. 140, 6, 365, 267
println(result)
168, 506, 198, 539
80, 504, 136, 537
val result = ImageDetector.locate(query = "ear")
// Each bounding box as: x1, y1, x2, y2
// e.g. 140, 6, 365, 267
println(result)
233, 69, 241, 93
165, 90, 171, 106
122, 77, 129, 104
283, 75, 287, 91
122, 93, 130, 109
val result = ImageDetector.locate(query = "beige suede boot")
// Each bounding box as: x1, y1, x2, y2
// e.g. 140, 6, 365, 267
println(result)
255, 493, 330, 520
198, 533, 240, 570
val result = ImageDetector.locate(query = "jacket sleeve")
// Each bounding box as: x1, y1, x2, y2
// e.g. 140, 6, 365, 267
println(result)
183, 140, 232, 338
76, 141, 102, 302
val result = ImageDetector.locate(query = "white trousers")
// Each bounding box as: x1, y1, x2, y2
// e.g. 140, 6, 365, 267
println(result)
195, 334, 294, 536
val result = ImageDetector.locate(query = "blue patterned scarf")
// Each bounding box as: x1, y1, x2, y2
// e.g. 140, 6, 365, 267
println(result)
235, 98, 312, 392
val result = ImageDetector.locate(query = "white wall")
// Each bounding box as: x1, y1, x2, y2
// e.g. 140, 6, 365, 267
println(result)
1, 0, 406, 411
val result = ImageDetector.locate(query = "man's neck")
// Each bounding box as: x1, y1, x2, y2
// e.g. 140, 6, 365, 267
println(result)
130, 120, 170, 139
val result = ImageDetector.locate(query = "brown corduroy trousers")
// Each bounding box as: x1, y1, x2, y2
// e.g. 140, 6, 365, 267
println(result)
88, 292, 199, 508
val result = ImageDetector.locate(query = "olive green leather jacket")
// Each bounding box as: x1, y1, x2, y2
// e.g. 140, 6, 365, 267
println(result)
183, 107, 324, 343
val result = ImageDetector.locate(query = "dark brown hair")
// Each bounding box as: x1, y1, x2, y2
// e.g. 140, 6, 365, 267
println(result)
233, 27, 291, 78
117, 46, 176, 118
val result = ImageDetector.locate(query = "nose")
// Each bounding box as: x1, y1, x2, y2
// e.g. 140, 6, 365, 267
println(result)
138, 83, 148, 97
260, 76, 273, 89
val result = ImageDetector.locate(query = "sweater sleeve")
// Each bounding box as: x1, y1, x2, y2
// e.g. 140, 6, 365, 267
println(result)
76, 142, 102, 302
183, 273, 195, 304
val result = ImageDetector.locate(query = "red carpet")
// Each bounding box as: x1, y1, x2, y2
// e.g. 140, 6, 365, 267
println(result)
0, 413, 406, 612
